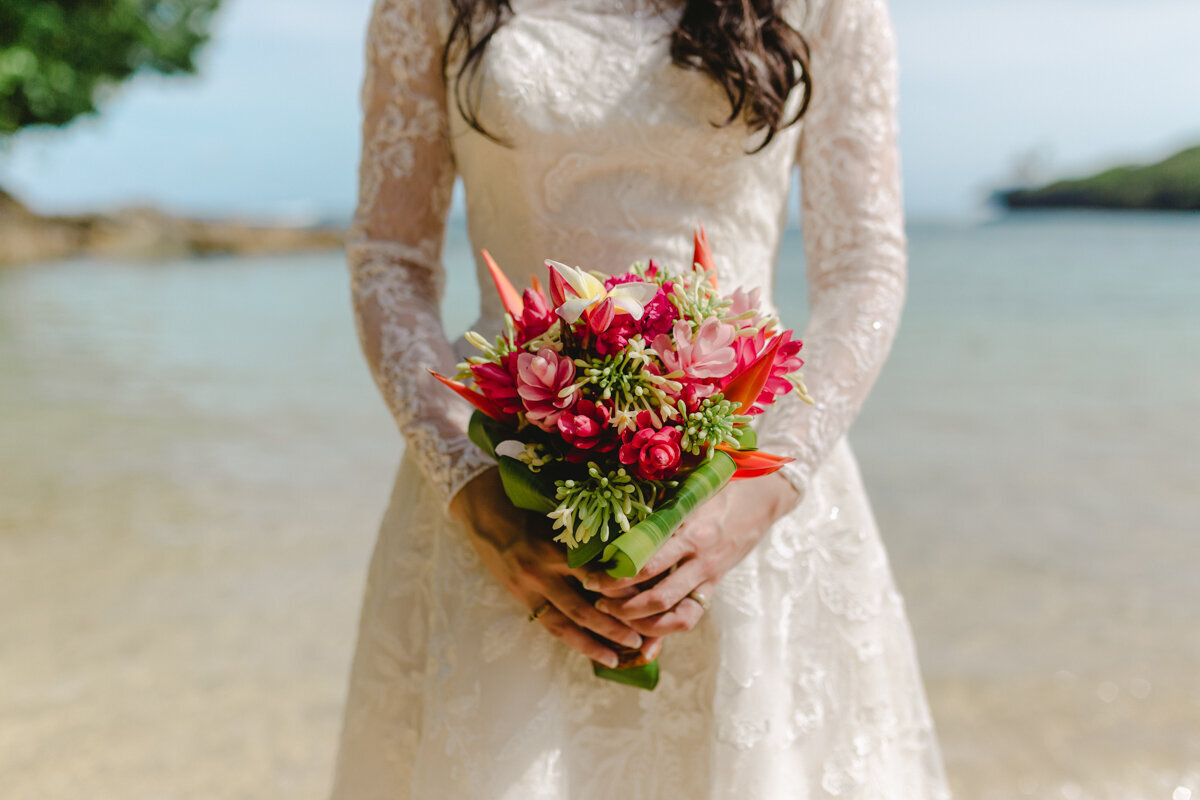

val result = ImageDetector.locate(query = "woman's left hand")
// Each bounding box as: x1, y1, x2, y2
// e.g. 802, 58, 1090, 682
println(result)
583, 473, 799, 638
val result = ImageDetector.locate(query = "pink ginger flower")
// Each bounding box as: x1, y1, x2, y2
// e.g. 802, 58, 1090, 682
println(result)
727, 286, 766, 330
654, 318, 738, 382
517, 287, 556, 343
727, 331, 805, 413
763, 332, 804, 400
470, 352, 522, 415
516, 348, 578, 431
729, 330, 766, 380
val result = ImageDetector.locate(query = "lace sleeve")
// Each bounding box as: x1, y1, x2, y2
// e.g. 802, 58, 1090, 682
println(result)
755, 0, 906, 502
348, 0, 494, 512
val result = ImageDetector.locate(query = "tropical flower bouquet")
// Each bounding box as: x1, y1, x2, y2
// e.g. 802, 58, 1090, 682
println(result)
433, 227, 812, 689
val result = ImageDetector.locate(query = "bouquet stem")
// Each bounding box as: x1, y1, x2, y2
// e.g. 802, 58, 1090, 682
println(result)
592, 646, 660, 690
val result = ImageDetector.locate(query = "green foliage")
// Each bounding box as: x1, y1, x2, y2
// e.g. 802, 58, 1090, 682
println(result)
998, 145, 1200, 211
602, 450, 737, 579
678, 396, 744, 457
495, 456, 557, 515
0, 0, 221, 135
592, 658, 659, 691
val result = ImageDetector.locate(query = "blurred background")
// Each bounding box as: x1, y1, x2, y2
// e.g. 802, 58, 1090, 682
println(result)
1, 1, 1197, 798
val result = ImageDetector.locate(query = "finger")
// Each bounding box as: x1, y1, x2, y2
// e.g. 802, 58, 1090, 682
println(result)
541, 576, 644, 650
596, 560, 708, 621
583, 535, 692, 595
598, 583, 639, 600
537, 607, 621, 668
640, 636, 664, 661
625, 600, 706, 638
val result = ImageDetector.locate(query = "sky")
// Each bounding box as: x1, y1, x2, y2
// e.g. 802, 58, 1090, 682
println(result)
2, 0, 1198, 220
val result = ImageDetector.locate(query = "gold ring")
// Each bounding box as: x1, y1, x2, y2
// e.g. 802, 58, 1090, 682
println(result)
687, 590, 711, 611
527, 602, 550, 622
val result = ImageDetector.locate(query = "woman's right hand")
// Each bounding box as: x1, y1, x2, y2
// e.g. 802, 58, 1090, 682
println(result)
449, 467, 651, 669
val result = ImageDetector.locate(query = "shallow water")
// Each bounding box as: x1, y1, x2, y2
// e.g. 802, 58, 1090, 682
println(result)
1, 214, 1198, 798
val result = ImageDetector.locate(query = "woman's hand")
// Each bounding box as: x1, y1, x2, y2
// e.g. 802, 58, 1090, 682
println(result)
584, 473, 799, 638
449, 467, 648, 668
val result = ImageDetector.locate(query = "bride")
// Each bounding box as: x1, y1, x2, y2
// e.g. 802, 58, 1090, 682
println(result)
330, 0, 949, 796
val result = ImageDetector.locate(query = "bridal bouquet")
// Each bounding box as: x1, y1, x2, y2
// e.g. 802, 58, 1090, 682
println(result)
433, 227, 812, 689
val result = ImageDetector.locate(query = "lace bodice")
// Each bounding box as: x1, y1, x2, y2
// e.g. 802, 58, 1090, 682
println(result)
347, 0, 906, 511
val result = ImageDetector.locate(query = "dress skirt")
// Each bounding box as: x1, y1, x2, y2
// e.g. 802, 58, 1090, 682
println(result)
329, 438, 949, 800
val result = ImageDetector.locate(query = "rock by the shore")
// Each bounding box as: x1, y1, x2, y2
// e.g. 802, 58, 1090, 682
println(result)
0, 188, 345, 265
995, 145, 1200, 211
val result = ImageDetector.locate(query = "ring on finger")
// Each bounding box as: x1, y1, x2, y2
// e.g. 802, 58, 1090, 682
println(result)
527, 602, 551, 622
687, 590, 711, 611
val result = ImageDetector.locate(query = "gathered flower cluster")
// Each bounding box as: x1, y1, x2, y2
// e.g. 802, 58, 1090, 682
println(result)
435, 228, 812, 552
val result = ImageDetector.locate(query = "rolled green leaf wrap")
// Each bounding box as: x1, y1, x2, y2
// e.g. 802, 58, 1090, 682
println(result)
592, 659, 659, 690
601, 450, 737, 578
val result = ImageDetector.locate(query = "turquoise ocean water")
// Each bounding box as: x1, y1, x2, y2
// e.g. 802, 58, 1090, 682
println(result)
1, 213, 1198, 798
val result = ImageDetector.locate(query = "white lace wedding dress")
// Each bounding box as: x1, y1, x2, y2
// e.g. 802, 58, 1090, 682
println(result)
330, 0, 949, 796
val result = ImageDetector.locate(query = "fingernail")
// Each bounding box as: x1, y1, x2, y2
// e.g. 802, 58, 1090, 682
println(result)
583, 577, 598, 591
624, 633, 643, 649
594, 600, 611, 614
602, 654, 619, 669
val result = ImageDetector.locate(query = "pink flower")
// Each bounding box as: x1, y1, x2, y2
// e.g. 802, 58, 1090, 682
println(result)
638, 283, 678, 339
677, 381, 716, 411
728, 330, 766, 382
546, 261, 658, 325
470, 352, 522, 415
727, 286, 766, 330
763, 332, 804, 401
654, 318, 738, 381
726, 331, 805, 413
585, 296, 616, 335
557, 399, 614, 451
516, 348, 578, 430
517, 287, 556, 343
619, 420, 683, 480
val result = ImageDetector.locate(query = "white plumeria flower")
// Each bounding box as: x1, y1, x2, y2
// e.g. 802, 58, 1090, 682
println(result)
494, 440, 526, 459
545, 260, 659, 324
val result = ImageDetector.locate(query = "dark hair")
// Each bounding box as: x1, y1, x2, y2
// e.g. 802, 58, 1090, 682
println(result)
442, 0, 812, 152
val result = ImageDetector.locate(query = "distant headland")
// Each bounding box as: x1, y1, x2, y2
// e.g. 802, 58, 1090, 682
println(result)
0, 187, 346, 266
995, 145, 1200, 211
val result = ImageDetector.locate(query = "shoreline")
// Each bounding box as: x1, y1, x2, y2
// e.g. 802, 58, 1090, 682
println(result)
0, 189, 345, 265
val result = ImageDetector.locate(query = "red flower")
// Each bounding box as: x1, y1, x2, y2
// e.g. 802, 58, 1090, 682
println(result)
619, 420, 683, 481
557, 400, 613, 451
728, 331, 766, 385
470, 352, 522, 415
517, 287, 556, 342
638, 282, 678, 339
594, 315, 638, 355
